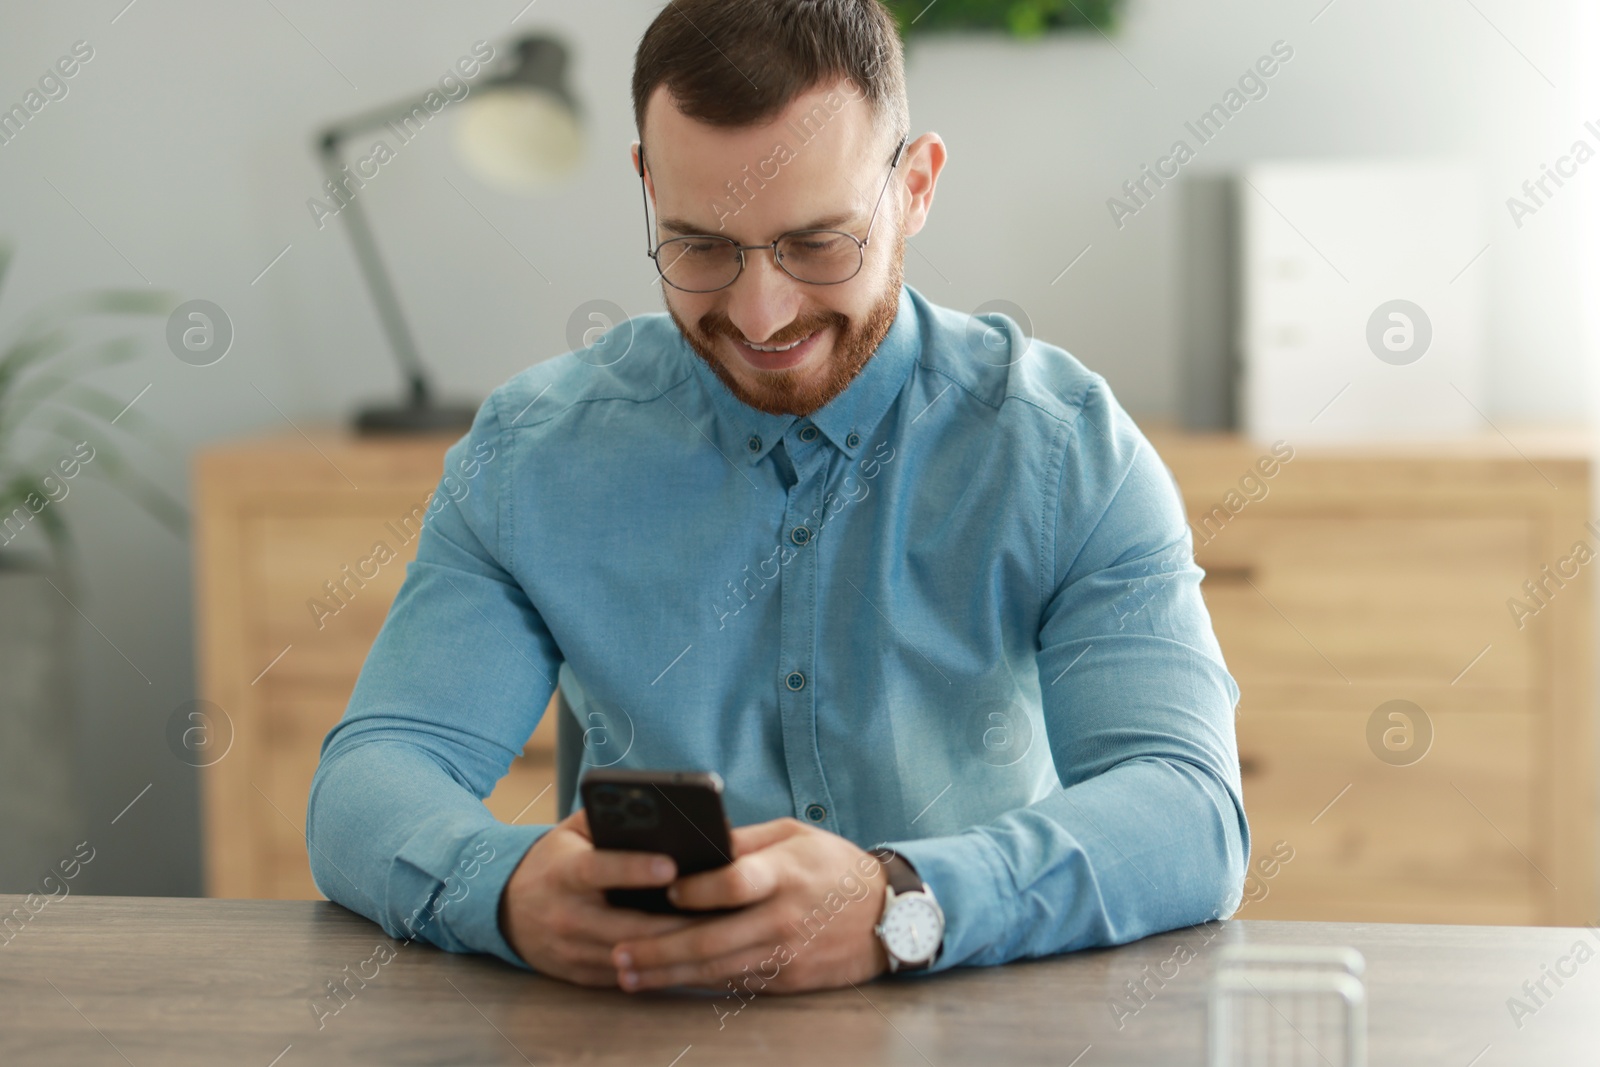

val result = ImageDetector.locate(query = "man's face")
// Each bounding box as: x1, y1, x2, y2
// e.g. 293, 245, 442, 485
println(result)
638, 81, 906, 417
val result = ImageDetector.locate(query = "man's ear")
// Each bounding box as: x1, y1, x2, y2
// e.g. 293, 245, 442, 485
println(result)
898, 132, 946, 240
631, 140, 655, 202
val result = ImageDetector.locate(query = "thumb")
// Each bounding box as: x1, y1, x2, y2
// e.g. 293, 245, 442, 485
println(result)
730, 817, 804, 858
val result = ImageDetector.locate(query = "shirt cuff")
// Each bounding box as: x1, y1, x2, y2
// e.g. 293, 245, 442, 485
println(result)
437, 820, 551, 970
879, 830, 1012, 973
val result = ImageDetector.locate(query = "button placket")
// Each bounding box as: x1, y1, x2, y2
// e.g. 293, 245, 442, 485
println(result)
775, 443, 835, 831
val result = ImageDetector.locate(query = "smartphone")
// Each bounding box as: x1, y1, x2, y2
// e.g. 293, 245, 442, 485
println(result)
579, 768, 736, 914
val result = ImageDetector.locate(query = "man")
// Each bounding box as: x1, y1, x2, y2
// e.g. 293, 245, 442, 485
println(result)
307, 0, 1247, 997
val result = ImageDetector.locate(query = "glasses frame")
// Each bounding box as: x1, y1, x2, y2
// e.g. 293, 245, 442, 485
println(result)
637, 134, 908, 293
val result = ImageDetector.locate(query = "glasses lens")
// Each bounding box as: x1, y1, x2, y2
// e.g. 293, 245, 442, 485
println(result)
656, 237, 741, 292
776, 231, 864, 284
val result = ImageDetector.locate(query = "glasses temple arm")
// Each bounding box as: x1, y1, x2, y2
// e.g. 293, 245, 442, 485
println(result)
637, 144, 655, 258
863, 135, 909, 246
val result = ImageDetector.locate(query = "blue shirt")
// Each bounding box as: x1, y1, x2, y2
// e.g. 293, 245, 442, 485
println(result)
307, 282, 1249, 973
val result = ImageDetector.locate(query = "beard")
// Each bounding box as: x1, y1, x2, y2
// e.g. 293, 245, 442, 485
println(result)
666, 226, 905, 417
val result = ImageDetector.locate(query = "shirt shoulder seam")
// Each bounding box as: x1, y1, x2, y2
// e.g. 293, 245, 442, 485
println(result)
484, 388, 511, 575
1044, 415, 1070, 618
915, 358, 999, 413
1053, 396, 1146, 588
913, 358, 1097, 610
915, 357, 1096, 428
498, 365, 698, 432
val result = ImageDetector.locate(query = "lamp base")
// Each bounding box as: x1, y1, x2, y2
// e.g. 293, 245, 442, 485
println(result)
352, 397, 480, 436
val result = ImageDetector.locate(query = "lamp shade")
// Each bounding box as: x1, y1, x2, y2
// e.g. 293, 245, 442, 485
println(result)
456, 34, 583, 194
456, 87, 583, 193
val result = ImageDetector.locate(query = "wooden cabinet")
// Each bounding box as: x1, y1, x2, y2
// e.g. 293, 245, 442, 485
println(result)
196, 428, 1595, 926
194, 431, 558, 899
1149, 430, 1594, 925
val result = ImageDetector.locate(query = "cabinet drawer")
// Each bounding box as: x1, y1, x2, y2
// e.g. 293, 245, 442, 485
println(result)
1235, 695, 1541, 923
248, 510, 425, 648
1196, 516, 1536, 688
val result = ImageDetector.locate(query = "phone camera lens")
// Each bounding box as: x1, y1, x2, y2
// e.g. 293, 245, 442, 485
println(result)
625, 799, 652, 820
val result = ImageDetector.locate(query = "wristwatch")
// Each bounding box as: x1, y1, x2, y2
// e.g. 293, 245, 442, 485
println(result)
874, 851, 944, 973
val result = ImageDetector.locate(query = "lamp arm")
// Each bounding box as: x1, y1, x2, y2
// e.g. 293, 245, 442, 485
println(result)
319, 89, 452, 149
317, 136, 432, 406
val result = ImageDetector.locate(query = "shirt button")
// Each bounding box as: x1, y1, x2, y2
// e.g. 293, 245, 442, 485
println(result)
785, 671, 806, 691
790, 525, 811, 545
798, 425, 819, 443
846, 432, 860, 449
805, 803, 827, 822
747, 434, 762, 453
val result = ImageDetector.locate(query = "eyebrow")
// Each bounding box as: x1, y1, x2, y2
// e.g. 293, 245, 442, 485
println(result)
658, 209, 861, 238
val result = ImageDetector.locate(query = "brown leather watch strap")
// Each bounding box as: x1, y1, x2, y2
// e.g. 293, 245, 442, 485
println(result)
881, 850, 924, 895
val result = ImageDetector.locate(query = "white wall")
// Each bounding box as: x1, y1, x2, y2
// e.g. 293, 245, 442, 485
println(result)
0, 0, 1587, 894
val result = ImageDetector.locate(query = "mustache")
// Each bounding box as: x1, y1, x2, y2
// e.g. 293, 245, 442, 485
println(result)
699, 311, 845, 347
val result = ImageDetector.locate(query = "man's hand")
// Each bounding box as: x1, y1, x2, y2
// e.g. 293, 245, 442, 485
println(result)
498, 808, 708, 987
611, 817, 892, 994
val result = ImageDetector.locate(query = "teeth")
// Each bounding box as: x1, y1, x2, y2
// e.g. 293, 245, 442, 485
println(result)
744, 331, 813, 353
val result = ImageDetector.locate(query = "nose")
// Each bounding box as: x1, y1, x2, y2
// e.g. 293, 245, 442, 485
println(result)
723, 247, 801, 345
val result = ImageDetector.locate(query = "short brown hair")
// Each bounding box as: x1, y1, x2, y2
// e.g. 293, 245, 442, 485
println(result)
632, 0, 908, 150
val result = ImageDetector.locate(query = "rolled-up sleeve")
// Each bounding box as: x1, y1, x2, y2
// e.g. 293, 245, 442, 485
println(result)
885, 380, 1249, 971
305, 388, 560, 969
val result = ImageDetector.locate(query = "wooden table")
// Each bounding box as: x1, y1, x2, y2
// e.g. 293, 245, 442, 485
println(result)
0, 897, 1593, 1065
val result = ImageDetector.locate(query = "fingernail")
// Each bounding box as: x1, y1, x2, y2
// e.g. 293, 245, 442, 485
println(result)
652, 858, 672, 879
616, 950, 632, 969
620, 970, 639, 990
666, 885, 680, 904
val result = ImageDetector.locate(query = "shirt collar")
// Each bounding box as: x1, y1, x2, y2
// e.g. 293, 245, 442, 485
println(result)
683, 283, 920, 464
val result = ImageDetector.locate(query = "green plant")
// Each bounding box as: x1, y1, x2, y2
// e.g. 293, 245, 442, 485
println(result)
0, 241, 187, 562
884, 0, 1123, 37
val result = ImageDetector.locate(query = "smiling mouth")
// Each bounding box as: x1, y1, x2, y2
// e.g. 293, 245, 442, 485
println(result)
726, 327, 826, 373
743, 334, 812, 352
739, 335, 806, 351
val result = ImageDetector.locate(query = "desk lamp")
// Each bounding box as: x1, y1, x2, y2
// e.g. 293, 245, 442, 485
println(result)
316, 35, 582, 434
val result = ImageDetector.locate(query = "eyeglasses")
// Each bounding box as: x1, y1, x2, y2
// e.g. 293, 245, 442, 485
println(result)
637, 134, 907, 293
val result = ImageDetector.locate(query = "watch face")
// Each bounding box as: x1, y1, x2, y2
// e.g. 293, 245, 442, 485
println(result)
882, 893, 943, 964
